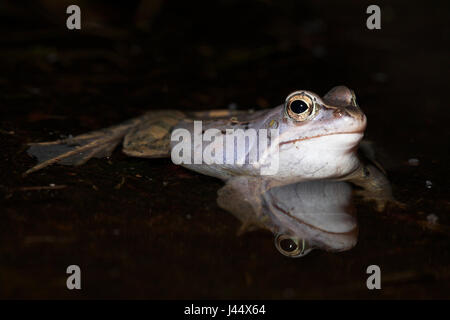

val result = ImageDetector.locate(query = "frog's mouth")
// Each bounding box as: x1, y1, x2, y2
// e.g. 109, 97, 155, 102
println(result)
279, 130, 364, 146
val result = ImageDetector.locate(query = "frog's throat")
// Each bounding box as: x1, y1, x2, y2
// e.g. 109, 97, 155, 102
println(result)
279, 130, 364, 146
271, 202, 357, 235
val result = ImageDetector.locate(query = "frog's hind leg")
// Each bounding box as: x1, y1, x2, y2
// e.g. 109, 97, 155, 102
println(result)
24, 111, 186, 176
24, 118, 142, 176
122, 109, 246, 158
122, 110, 185, 158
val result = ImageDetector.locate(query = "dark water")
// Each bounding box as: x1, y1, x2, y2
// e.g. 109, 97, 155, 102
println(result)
0, 0, 449, 298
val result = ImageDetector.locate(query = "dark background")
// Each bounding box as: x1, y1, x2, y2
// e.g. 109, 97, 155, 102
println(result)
0, 0, 449, 299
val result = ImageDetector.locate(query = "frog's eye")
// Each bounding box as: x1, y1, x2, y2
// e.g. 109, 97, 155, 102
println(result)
285, 93, 314, 121
274, 233, 311, 258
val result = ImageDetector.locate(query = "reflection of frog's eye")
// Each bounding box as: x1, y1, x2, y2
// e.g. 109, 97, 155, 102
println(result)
274, 233, 311, 258
285, 94, 314, 121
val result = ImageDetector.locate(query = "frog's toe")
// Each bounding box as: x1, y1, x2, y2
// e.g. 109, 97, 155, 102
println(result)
354, 188, 406, 212
24, 130, 127, 176
375, 198, 388, 212
236, 222, 258, 236
387, 199, 407, 210
354, 189, 392, 212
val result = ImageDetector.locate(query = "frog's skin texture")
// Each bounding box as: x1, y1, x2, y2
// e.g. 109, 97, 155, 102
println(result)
217, 178, 357, 257
25, 86, 393, 256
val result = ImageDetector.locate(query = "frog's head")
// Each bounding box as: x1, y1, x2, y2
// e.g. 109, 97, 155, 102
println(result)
280, 85, 366, 144
271, 86, 367, 180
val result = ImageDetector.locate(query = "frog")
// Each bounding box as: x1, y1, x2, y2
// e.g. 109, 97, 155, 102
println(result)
25, 86, 394, 256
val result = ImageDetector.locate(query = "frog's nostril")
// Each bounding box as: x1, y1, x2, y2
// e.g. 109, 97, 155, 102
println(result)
341, 106, 365, 122
333, 109, 345, 118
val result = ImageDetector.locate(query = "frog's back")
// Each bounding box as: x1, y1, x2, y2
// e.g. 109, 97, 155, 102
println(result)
171, 108, 281, 181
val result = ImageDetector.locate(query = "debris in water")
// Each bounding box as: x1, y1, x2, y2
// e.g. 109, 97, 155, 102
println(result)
114, 176, 126, 190
228, 103, 238, 110
14, 185, 67, 192
426, 214, 439, 225
408, 158, 420, 166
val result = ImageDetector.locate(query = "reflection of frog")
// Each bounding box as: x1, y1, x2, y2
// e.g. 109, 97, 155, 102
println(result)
26, 86, 393, 253
219, 178, 357, 257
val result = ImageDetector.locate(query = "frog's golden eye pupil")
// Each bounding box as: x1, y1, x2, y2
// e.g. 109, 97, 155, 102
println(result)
279, 238, 297, 252
290, 100, 308, 114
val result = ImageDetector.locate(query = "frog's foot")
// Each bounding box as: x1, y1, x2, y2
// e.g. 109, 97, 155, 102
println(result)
354, 188, 393, 212
347, 163, 403, 212
217, 176, 270, 236
24, 119, 140, 176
